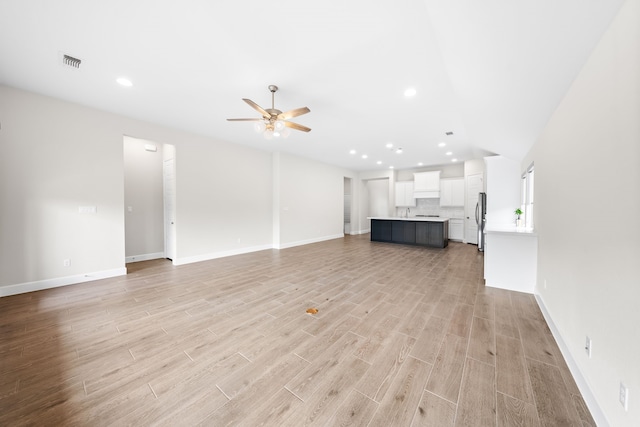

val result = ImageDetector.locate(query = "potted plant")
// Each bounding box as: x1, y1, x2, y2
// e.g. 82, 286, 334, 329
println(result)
514, 208, 523, 227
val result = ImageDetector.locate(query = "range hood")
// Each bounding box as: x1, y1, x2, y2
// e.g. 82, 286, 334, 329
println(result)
413, 171, 440, 198
413, 191, 440, 199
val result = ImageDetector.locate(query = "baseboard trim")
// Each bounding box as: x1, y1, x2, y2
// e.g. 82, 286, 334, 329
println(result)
276, 234, 344, 250
125, 252, 165, 263
535, 294, 609, 427
346, 229, 369, 236
173, 244, 274, 266
0, 268, 127, 298
146, 234, 350, 266
486, 281, 534, 294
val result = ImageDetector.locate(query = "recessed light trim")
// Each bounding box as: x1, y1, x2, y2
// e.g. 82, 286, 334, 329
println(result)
396, 148, 403, 154
438, 142, 446, 147
418, 162, 423, 166
404, 88, 417, 97
349, 149, 356, 155
361, 154, 368, 159
452, 158, 458, 162
386, 143, 394, 149
116, 77, 133, 87
376, 161, 382, 165
446, 151, 453, 156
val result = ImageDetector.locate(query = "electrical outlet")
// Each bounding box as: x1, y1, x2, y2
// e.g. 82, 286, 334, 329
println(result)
63, 259, 71, 267
619, 382, 629, 411
585, 336, 592, 358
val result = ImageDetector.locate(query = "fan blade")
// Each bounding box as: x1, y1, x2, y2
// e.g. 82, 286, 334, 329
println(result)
284, 121, 311, 132
227, 118, 262, 121
243, 98, 271, 118
277, 106, 310, 120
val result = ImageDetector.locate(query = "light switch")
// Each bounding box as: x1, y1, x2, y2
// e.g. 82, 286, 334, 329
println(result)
127, 206, 133, 213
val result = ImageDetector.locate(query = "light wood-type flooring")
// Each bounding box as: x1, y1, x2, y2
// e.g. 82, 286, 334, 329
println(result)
0, 236, 595, 426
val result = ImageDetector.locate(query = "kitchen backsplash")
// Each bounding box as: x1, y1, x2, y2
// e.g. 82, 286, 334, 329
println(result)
395, 198, 465, 219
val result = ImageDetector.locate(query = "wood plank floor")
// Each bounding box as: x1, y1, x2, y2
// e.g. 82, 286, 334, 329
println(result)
0, 235, 595, 426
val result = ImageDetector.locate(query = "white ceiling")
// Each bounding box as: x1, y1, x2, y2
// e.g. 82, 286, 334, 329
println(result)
0, 0, 624, 171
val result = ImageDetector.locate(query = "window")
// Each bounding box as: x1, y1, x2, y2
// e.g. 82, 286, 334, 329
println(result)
520, 164, 534, 228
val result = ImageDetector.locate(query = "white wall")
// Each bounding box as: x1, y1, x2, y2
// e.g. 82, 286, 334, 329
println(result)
484, 155, 521, 228
0, 86, 127, 292
274, 152, 353, 248
367, 179, 389, 217
174, 133, 273, 263
0, 85, 361, 295
464, 158, 484, 182
357, 177, 370, 234
524, 0, 640, 424
123, 136, 164, 261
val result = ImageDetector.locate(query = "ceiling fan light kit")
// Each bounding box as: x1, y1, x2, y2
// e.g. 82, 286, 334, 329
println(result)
227, 85, 311, 139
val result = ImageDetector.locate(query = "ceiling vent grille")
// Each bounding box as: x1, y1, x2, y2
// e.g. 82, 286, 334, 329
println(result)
62, 54, 82, 69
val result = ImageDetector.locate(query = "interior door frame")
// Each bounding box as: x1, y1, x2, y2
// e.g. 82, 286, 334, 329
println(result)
163, 156, 176, 262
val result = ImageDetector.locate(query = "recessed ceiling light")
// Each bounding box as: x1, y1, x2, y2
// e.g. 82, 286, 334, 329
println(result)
386, 143, 394, 149
438, 142, 446, 147
418, 162, 423, 166
361, 154, 368, 159
116, 77, 133, 87
389, 166, 394, 169
349, 149, 356, 155
396, 148, 403, 154
446, 151, 453, 156
452, 158, 458, 162
404, 88, 417, 97
377, 161, 382, 165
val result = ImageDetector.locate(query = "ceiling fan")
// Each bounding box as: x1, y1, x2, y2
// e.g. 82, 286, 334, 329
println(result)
227, 85, 311, 138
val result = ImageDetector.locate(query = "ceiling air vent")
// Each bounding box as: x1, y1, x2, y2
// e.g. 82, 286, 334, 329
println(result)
61, 54, 82, 69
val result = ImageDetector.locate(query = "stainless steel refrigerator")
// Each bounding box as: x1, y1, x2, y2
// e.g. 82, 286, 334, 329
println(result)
476, 192, 487, 251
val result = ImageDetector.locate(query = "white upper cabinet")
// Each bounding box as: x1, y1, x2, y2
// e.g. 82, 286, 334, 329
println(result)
413, 171, 440, 198
440, 178, 465, 206
395, 181, 416, 207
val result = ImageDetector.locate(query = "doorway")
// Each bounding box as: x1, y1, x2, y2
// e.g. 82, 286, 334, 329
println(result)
123, 136, 176, 264
343, 177, 352, 234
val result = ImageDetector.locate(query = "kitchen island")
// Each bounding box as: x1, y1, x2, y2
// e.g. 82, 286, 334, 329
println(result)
368, 217, 449, 248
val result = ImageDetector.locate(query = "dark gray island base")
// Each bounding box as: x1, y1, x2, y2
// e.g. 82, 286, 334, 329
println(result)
370, 218, 449, 248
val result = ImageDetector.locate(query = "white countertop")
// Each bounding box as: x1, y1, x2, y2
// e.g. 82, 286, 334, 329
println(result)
485, 225, 537, 237
368, 216, 449, 223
